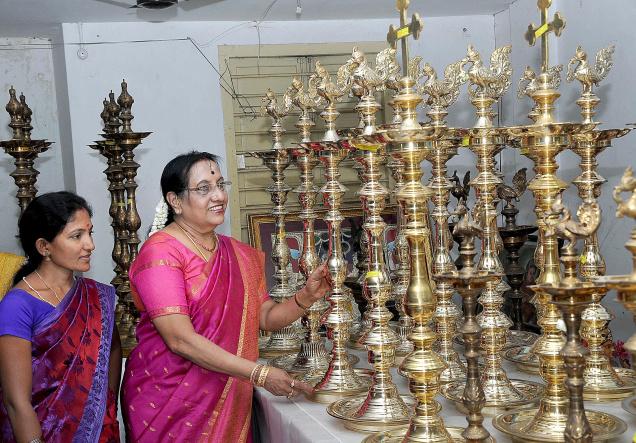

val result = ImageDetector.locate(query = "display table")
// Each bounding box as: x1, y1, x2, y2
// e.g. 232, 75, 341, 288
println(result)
253, 349, 636, 443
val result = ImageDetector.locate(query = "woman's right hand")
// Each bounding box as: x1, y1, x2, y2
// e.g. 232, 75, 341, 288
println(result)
262, 366, 313, 398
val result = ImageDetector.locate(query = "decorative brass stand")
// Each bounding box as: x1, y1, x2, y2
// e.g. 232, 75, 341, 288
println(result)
271, 78, 331, 374
413, 57, 468, 383
387, 156, 413, 358
495, 196, 627, 442
566, 45, 636, 401
1, 87, 52, 213
439, 205, 497, 443
251, 88, 301, 359
366, 69, 465, 441
595, 167, 636, 415
443, 45, 543, 415
495, 2, 604, 441
497, 169, 537, 331
108, 82, 150, 351
328, 47, 411, 432
502, 0, 571, 377
303, 60, 369, 402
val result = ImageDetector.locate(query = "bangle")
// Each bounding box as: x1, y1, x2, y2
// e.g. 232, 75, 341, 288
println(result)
28, 438, 43, 443
249, 364, 263, 385
257, 365, 270, 387
294, 292, 310, 311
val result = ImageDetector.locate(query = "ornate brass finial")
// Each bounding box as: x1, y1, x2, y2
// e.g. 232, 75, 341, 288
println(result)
118, 80, 134, 133
525, 0, 566, 72
614, 166, 636, 220
386, 0, 423, 77
100, 97, 111, 130
348, 47, 398, 97
346, 47, 399, 135
450, 170, 471, 208
464, 45, 512, 100
544, 193, 601, 257
107, 91, 121, 134
259, 87, 294, 149
412, 57, 469, 125
308, 60, 351, 109
517, 64, 563, 99
567, 45, 615, 94
308, 60, 352, 142
18, 93, 33, 141
6, 87, 24, 140
287, 77, 319, 143
497, 167, 528, 211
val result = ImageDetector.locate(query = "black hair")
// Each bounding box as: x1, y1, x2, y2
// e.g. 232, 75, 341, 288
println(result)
13, 191, 93, 284
160, 150, 221, 225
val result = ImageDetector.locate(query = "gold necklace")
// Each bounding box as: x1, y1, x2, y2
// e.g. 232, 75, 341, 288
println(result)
22, 277, 57, 307
175, 222, 218, 262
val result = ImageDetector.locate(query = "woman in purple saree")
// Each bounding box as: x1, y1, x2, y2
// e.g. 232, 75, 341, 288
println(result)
122, 152, 329, 442
0, 192, 121, 443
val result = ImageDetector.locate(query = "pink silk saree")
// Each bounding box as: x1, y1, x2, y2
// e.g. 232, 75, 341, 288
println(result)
122, 232, 268, 443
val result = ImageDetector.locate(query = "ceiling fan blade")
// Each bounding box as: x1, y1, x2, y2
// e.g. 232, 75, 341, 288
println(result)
179, 0, 226, 12
92, 0, 137, 8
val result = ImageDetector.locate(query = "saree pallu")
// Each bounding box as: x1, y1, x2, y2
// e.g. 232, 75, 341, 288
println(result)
122, 233, 267, 443
0, 278, 119, 443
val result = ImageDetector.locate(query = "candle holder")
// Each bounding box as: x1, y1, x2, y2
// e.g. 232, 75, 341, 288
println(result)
594, 167, 636, 415
566, 44, 636, 401
495, 195, 627, 442
367, 71, 465, 441
250, 88, 302, 359
303, 60, 370, 402
496, 1, 600, 439
328, 47, 412, 432
108, 81, 151, 350
497, 169, 537, 327
1, 87, 52, 213
96, 92, 135, 351
443, 45, 543, 415
439, 204, 499, 443
412, 56, 469, 384
271, 77, 332, 374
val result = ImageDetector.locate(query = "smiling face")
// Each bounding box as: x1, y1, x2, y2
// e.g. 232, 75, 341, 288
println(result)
173, 159, 228, 232
40, 208, 95, 273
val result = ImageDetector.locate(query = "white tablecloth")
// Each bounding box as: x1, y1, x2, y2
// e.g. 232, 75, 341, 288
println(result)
253, 349, 636, 443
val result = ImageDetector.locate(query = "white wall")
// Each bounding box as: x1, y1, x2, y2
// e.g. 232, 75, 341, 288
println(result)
59, 15, 496, 284
495, 0, 636, 341
0, 37, 66, 253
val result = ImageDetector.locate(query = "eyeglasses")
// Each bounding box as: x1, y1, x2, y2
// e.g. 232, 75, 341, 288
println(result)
185, 180, 232, 197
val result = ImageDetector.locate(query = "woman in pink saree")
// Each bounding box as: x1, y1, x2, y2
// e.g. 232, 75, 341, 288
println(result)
122, 152, 329, 442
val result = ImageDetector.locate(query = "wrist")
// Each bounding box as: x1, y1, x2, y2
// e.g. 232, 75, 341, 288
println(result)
294, 289, 311, 311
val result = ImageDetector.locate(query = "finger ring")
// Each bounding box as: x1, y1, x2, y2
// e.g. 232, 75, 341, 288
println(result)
287, 390, 294, 399
290, 379, 295, 388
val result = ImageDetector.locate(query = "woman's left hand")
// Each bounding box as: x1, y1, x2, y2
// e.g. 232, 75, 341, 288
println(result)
302, 262, 331, 303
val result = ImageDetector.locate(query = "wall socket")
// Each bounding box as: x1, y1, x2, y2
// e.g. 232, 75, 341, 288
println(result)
237, 154, 246, 169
